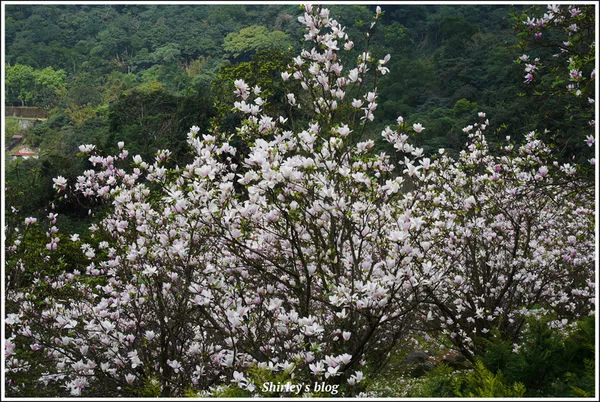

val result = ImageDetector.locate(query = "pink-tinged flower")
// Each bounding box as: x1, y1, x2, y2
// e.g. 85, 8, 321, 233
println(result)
342, 331, 351, 341
325, 366, 339, 378
362, 110, 374, 121
464, 195, 476, 210
412, 123, 425, 133
336, 124, 351, 137
347, 370, 364, 385
377, 65, 389, 75
357, 140, 374, 152
303, 322, 324, 336
589, 158, 595, 165
569, 7, 582, 17
24, 217, 37, 226
233, 79, 249, 100
403, 162, 421, 178
125, 374, 136, 384
309, 361, 325, 375
524, 72, 535, 83
569, 69, 582, 80
519, 54, 530, 62
52, 176, 68, 191
524, 63, 537, 73
5, 339, 16, 357
232, 371, 246, 384
46, 237, 60, 251
339, 353, 352, 365
534, 32, 542, 39
344, 41, 354, 51
167, 359, 182, 373
585, 135, 595, 147
286, 93, 296, 106
524, 17, 536, 27
351, 98, 363, 108
78, 144, 95, 153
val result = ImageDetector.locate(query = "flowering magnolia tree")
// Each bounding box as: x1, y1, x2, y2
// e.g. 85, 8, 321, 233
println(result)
4, 4, 596, 398
6, 6, 423, 396
407, 119, 595, 358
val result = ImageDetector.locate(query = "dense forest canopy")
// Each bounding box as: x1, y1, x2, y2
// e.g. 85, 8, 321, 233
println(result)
3, 2, 597, 398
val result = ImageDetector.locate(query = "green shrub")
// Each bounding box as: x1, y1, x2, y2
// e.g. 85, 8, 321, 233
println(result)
480, 315, 596, 397
454, 361, 526, 397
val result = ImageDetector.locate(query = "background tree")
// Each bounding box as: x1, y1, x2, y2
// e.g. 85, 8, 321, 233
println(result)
223, 25, 293, 62
5, 63, 35, 106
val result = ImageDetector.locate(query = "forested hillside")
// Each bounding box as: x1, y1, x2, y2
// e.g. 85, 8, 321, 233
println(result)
4, 3, 596, 398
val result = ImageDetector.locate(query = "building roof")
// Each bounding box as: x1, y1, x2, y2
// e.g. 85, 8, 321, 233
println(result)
12, 147, 38, 157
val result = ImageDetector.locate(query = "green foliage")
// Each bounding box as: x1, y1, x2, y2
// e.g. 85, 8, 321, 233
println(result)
406, 361, 525, 397
65, 103, 96, 125
4, 156, 56, 219
134, 376, 162, 397
5, 63, 35, 105
209, 385, 252, 397
453, 98, 478, 116
4, 116, 22, 139
108, 82, 214, 164
454, 361, 526, 397
66, 72, 103, 106
5, 64, 67, 108
409, 363, 458, 397
223, 25, 292, 61
33, 66, 68, 108
480, 315, 596, 397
